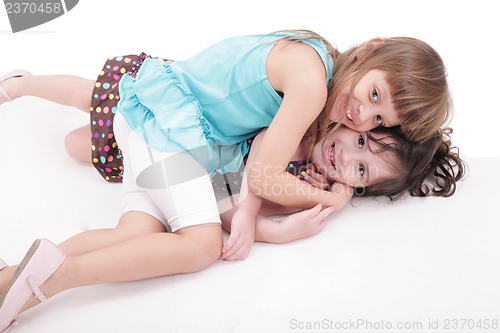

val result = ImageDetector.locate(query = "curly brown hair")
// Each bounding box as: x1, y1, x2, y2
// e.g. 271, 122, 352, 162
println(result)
356, 127, 465, 200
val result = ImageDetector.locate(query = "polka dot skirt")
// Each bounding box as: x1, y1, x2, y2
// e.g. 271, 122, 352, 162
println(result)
89, 53, 153, 182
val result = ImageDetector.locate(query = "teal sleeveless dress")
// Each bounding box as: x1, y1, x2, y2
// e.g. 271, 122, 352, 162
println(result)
117, 33, 334, 175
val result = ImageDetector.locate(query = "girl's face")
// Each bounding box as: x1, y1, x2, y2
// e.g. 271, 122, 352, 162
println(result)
310, 126, 397, 188
329, 69, 401, 132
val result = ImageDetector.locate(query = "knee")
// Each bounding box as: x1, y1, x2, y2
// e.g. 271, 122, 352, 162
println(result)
193, 232, 223, 272
203, 230, 224, 263
65, 127, 91, 163
64, 131, 77, 157
183, 225, 223, 273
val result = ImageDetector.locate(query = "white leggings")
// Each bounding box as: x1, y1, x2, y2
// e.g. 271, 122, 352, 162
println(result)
113, 112, 221, 233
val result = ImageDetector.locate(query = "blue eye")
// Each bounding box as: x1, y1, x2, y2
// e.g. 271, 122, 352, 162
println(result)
358, 135, 365, 148
372, 89, 379, 102
359, 163, 365, 177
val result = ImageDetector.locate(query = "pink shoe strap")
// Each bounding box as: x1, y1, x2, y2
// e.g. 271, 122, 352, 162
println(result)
26, 276, 48, 303
0, 86, 12, 102
0, 70, 32, 102
0, 259, 6, 271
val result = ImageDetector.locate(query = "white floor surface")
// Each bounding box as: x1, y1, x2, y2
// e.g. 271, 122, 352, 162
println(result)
0, 98, 499, 333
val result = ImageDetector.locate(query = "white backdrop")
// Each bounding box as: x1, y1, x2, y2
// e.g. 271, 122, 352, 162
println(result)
1, 1, 499, 333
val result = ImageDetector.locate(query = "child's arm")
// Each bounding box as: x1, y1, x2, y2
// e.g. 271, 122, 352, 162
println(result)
221, 200, 334, 245
220, 129, 336, 259
220, 188, 261, 260
303, 163, 332, 190
247, 41, 354, 210
220, 131, 267, 260
255, 204, 333, 244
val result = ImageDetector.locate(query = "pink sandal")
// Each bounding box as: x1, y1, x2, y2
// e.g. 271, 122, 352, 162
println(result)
0, 70, 32, 102
0, 239, 65, 333
0, 259, 6, 271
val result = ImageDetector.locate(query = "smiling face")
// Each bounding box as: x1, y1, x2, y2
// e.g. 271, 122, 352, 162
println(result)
329, 69, 401, 132
310, 126, 399, 188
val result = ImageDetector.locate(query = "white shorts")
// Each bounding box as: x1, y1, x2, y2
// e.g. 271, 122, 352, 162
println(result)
114, 112, 221, 233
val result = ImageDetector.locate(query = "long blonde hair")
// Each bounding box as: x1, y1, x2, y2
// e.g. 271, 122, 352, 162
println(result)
275, 31, 452, 144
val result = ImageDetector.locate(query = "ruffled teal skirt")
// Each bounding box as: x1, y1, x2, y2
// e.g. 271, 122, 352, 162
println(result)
118, 57, 246, 175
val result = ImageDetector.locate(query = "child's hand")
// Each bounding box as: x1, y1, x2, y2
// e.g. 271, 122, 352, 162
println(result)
280, 204, 334, 242
304, 164, 332, 190
330, 181, 354, 196
221, 209, 256, 261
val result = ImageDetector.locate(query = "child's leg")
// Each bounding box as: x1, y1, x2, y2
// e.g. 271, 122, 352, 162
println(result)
58, 211, 168, 257
20, 221, 222, 313
64, 124, 92, 163
1, 75, 96, 162
0, 211, 167, 294
1, 75, 94, 112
